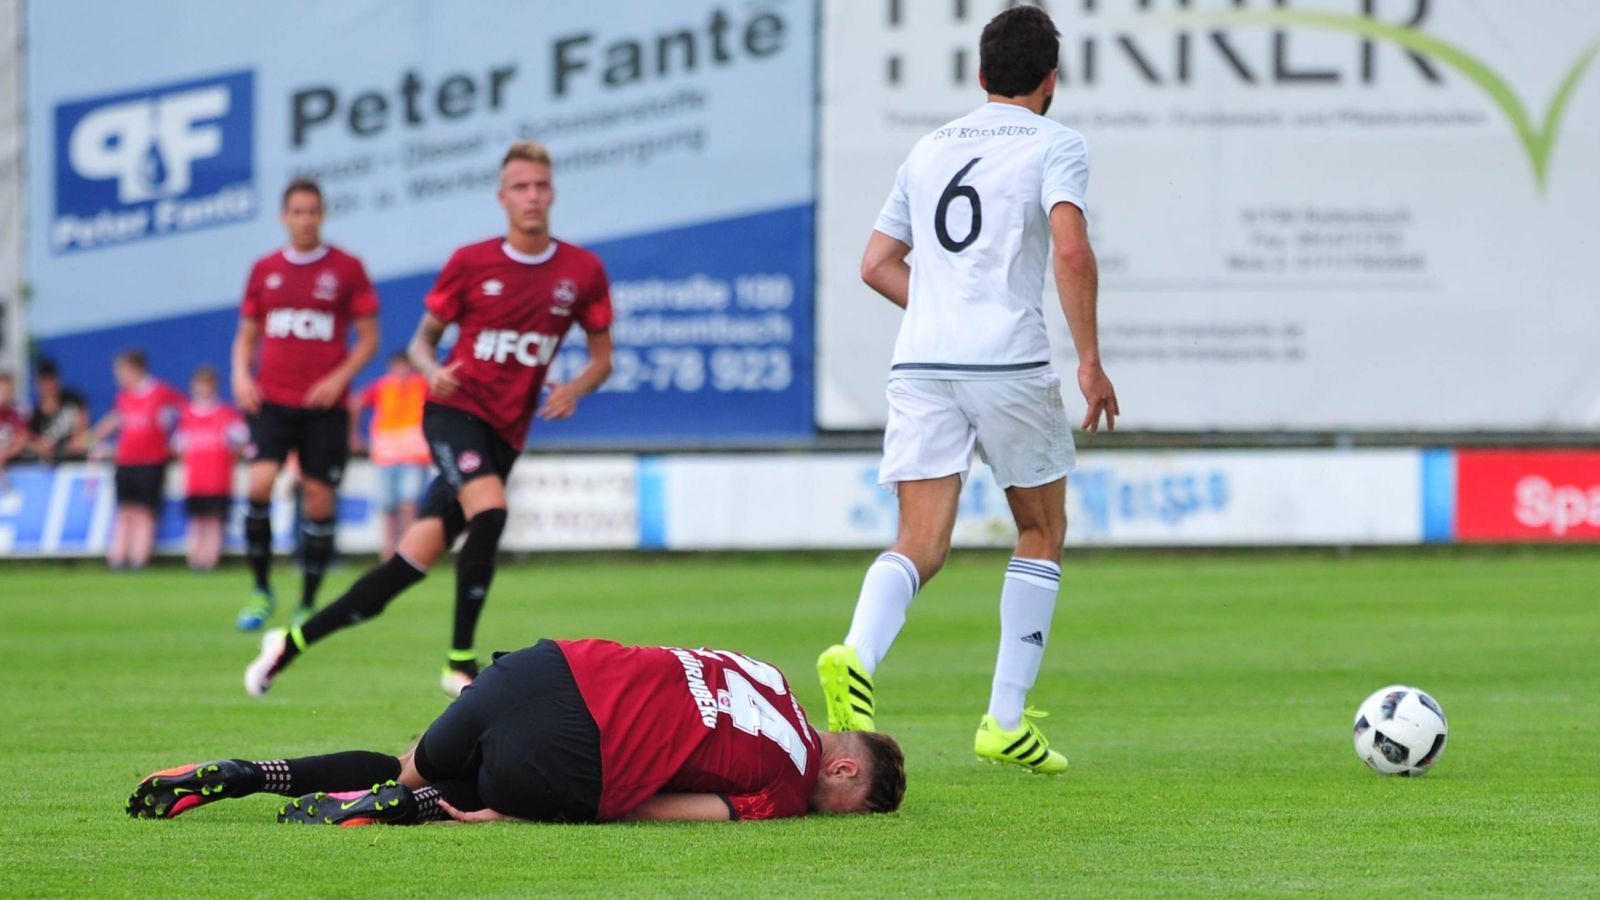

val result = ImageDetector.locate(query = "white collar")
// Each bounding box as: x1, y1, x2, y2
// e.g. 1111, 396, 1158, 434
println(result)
282, 245, 330, 265
501, 240, 558, 265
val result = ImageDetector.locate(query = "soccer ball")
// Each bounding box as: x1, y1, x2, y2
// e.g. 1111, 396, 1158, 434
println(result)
1352, 685, 1447, 776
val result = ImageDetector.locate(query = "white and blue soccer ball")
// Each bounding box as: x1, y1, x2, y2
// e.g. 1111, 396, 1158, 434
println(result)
1352, 685, 1448, 776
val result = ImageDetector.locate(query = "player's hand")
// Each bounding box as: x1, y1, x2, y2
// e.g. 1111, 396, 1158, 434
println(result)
537, 382, 580, 420
1078, 362, 1119, 433
302, 375, 347, 410
429, 362, 463, 400
232, 373, 262, 415
438, 799, 526, 824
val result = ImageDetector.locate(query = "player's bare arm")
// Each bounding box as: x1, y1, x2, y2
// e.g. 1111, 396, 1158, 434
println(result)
303, 315, 380, 409
1050, 202, 1119, 433
230, 317, 264, 414
407, 312, 460, 398
619, 793, 734, 822
860, 231, 913, 309
538, 330, 613, 420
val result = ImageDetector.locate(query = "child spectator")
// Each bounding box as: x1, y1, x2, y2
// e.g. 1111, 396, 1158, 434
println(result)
82, 350, 183, 570
350, 351, 430, 559
0, 372, 28, 477
174, 366, 247, 571
29, 359, 89, 462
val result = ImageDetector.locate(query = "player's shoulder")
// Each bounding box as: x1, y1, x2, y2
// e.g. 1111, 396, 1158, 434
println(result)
1040, 118, 1089, 153
553, 238, 605, 271
321, 244, 370, 270
249, 248, 287, 272
447, 237, 508, 267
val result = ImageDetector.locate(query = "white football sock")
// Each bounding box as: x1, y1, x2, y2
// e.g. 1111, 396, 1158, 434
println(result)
843, 552, 920, 674
987, 557, 1061, 731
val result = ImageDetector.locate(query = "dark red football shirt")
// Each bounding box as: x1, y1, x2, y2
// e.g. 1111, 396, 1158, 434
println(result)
423, 239, 612, 450
555, 639, 822, 822
240, 245, 379, 408
114, 379, 183, 466
175, 401, 246, 496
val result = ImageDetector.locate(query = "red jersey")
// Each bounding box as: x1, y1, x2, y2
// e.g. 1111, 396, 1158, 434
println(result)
0, 404, 26, 450
174, 401, 246, 496
240, 245, 379, 407
556, 639, 821, 822
114, 379, 183, 466
424, 239, 612, 450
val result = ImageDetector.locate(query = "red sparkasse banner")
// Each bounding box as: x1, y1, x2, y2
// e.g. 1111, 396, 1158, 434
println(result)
1456, 451, 1600, 541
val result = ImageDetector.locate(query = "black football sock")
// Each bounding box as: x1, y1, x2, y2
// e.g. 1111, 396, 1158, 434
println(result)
299, 517, 336, 610
292, 553, 428, 651
244, 501, 273, 593
250, 752, 401, 796
453, 508, 507, 658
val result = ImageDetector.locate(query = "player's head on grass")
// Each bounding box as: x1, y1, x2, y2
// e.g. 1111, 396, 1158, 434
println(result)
280, 178, 324, 251
499, 140, 555, 244
979, 5, 1060, 114
811, 730, 906, 815
112, 348, 147, 388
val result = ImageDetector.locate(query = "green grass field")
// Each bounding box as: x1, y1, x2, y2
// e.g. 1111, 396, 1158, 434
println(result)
2, 550, 1596, 897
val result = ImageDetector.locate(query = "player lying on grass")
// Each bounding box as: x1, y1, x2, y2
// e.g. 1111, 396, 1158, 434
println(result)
130, 638, 905, 824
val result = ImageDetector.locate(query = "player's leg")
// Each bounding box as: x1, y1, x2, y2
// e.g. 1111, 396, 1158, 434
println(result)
239, 404, 290, 629
294, 405, 349, 622
197, 513, 224, 570
106, 505, 132, 569
445, 472, 508, 692
243, 493, 456, 696
821, 379, 971, 732
963, 373, 1073, 774
126, 505, 156, 569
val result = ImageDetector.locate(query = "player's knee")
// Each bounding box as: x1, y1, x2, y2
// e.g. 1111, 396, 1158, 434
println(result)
894, 541, 949, 584
397, 519, 449, 569
464, 507, 507, 550
300, 480, 336, 519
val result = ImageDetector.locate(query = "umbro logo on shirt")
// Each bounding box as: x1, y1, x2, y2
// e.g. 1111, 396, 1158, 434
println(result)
265, 273, 283, 289
1021, 631, 1045, 647
482, 279, 504, 297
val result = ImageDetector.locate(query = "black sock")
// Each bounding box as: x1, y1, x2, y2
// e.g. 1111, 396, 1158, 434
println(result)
294, 553, 427, 649
300, 517, 336, 610
453, 508, 506, 656
244, 501, 273, 593
411, 785, 448, 822
251, 751, 401, 796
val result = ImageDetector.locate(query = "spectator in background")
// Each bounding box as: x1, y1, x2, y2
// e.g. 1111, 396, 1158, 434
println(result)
351, 351, 432, 559
81, 349, 184, 570
29, 359, 89, 462
174, 366, 248, 571
0, 372, 28, 480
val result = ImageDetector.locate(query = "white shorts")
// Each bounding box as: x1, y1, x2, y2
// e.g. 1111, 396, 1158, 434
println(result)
878, 370, 1076, 491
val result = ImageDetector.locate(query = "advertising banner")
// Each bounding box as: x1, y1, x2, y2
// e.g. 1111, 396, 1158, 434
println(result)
646, 449, 1424, 549
818, 0, 1600, 431
0, 458, 638, 556
26, 0, 815, 444
1455, 450, 1600, 541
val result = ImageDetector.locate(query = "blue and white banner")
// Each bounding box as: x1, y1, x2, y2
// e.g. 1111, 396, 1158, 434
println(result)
27, 0, 815, 444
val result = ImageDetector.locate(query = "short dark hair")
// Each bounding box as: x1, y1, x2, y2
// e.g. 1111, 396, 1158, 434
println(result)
282, 178, 323, 209
388, 349, 411, 365
35, 358, 60, 380
979, 6, 1061, 98
853, 732, 907, 814
116, 348, 148, 373
191, 364, 219, 385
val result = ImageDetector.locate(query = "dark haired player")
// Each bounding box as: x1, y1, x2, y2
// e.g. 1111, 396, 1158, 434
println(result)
135, 638, 905, 823
232, 179, 379, 631
818, 6, 1118, 774
245, 141, 614, 698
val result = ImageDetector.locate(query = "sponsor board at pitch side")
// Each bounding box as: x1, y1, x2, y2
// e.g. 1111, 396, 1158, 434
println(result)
1455, 450, 1600, 541
642, 450, 1423, 549
0, 460, 637, 556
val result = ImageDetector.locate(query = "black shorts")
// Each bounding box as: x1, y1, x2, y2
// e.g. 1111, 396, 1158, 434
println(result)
418, 403, 518, 536
115, 464, 165, 510
185, 495, 231, 518
247, 403, 349, 485
414, 640, 602, 823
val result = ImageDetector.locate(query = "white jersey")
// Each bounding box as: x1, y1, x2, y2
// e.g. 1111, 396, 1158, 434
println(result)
873, 102, 1089, 378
